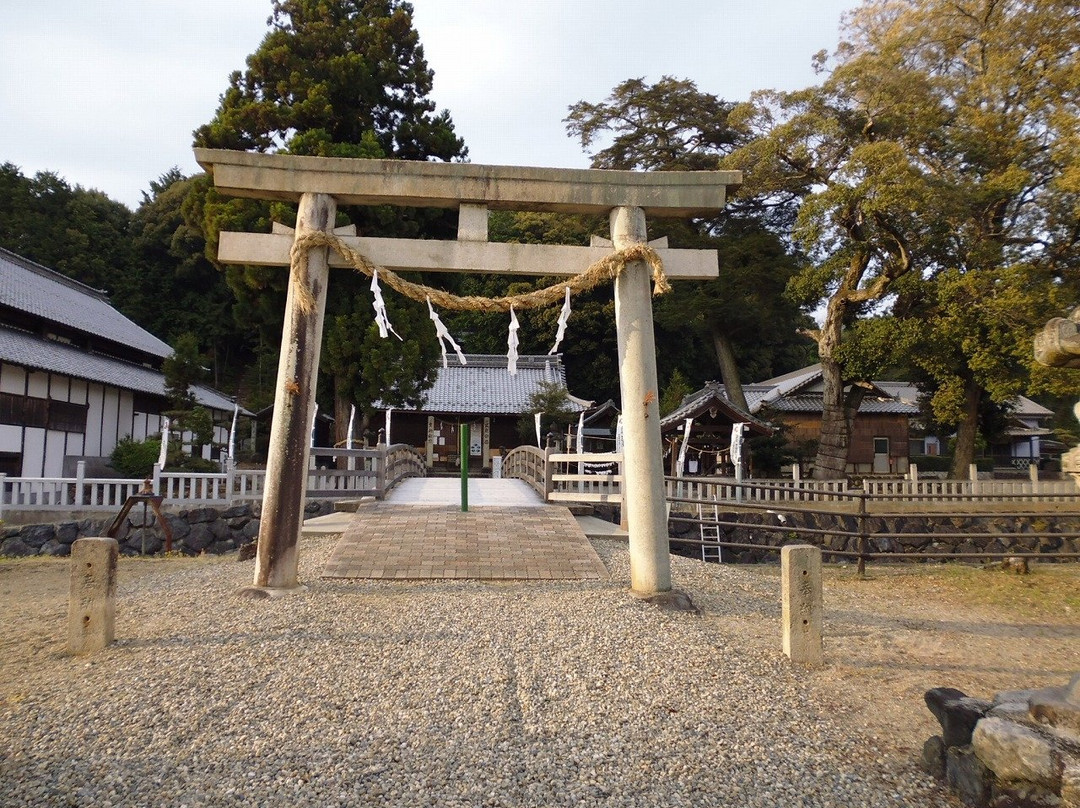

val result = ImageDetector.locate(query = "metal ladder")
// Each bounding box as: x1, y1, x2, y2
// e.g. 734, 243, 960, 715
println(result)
699, 502, 722, 563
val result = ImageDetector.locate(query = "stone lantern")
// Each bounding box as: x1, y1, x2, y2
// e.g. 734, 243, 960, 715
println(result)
1034, 307, 1080, 482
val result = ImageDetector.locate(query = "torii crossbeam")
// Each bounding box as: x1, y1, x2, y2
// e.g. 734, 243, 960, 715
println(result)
194, 148, 741, 597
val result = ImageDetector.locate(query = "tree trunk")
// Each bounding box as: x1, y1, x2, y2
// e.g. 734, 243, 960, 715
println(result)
814, 357, 851, 479
710, 326, 749, 412
949, 377, 982, 479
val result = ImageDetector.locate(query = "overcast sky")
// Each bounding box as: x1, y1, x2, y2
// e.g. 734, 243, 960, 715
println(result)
1, 1, 857, 210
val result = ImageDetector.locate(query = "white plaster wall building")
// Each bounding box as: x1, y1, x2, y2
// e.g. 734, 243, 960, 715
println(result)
0, 248, 239, 477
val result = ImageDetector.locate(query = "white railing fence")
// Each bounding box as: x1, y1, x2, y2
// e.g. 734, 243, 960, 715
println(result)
0, 465, 146, 514
0, 445, 426, 518
503, 447, 1080, 510
861, 477, 1080, 502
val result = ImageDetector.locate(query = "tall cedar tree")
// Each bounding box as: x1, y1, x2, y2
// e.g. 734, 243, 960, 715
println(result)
193, 0, 467, 445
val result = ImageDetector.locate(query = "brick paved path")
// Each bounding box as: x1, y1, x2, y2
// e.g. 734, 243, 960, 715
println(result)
321, 502, 609, 581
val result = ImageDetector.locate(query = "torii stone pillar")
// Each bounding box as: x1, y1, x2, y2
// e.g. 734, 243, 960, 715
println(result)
611, 207, 671, 593
250, 193, 336, 592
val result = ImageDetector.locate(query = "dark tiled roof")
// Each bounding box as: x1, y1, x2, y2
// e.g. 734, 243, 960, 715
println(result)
394, 354, 586, 415
659, 382, 772, 433
761, 393, 919, 415
680, 368, 920, 419
0, 247, 172, 358
0, 326, 241, 413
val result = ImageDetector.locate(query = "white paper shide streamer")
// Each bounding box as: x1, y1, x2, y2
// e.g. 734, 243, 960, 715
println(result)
347, 404, 356, 450
370, 269, 402, 340
507, 306, 520, 375
730, 422, 747, 474
535, 412, 543, 449
548, 286, 571, 355
427, 297, 467, 368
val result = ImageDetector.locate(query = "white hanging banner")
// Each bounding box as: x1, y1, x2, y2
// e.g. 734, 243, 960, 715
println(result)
507, 306, 520, 375
677, 417, 694, 477
347, 404, 356, 450
384, 407, 392, 446
730, 422, 747, 476
614, 415, 624, 455
227, 403, 239, 460
548, 286, 571, 355
535, 412, 543, 449
427, 297, 467, 368
157, 416, 170, 470
576, 410, 586, 476
371, 269, 402, 340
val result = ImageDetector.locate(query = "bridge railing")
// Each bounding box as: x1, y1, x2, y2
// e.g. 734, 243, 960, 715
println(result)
547, 452, 624, 503
0, 444, 427, 517
502, 445, 549, 499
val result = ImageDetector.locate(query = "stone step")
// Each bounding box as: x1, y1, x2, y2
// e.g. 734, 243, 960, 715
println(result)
332, 499, 372, 513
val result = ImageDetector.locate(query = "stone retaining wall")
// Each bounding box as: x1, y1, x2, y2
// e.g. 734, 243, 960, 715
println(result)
0, 501, 336, 558
667, 509, 1080, 562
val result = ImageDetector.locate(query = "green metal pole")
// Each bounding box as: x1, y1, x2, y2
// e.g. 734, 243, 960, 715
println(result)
460, 423, 469, 512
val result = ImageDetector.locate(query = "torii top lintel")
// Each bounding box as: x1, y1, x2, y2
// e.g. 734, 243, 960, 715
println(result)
193, 148, 742, 218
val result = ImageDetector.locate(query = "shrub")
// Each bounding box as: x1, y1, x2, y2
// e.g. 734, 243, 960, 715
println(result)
110, 437, 161, 477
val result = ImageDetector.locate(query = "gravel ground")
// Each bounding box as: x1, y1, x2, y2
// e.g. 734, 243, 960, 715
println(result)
0, 537, 956, 807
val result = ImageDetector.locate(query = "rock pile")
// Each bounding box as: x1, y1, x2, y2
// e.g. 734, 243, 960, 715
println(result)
923, 676, 1080, 806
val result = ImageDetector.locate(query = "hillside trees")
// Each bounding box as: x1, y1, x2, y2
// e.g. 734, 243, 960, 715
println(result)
0, 163, 133, 295
565, 77, 815, 412
128, 169, 247, 390
193, 0, 467, 444
724, 0, 1080, 478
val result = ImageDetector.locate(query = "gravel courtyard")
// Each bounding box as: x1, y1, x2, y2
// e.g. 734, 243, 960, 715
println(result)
2, 535, 1078, 807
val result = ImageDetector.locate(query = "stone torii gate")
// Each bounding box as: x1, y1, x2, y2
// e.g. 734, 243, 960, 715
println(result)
194, 148, 741, 597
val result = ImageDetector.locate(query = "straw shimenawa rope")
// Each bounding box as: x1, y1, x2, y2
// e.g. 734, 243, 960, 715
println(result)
287, 230, 671, 315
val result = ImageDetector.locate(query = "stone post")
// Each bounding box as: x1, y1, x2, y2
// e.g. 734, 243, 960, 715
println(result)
68, 537, 118, 654
611, 206, 671, 595
75, 460, 86, 507
781, 544, 823, 666
251, 192, 336, 592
